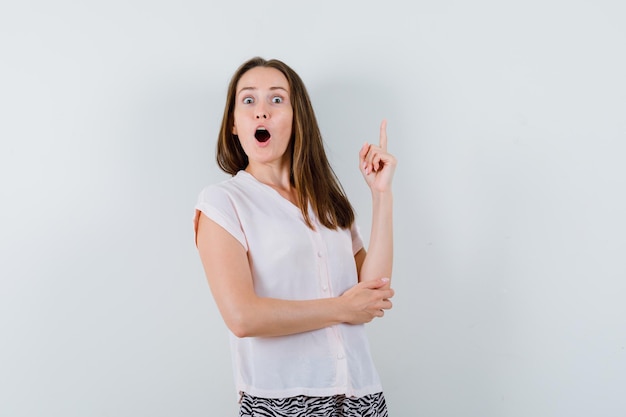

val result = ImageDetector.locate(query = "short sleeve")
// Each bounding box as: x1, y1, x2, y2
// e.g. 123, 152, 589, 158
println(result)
193, 185, 248, 251
350, 222, 364, 255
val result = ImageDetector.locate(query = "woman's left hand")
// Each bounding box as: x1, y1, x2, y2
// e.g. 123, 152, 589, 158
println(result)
359, 119, 397, 193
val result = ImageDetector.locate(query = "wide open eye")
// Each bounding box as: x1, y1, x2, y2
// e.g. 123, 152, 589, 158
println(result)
243, 97, 254, 104
271, 96, 283, 104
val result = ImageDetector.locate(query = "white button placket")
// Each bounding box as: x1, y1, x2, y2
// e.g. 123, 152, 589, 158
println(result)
333, 324, 348, 388
317, 250, 329, 292
311, 227, 331, 296
310, 220, 349, 389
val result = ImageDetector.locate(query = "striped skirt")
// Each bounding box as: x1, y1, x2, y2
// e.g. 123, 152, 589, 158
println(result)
239, 392, 388, 417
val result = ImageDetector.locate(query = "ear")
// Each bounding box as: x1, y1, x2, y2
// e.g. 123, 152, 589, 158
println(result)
232, 122, 238, 135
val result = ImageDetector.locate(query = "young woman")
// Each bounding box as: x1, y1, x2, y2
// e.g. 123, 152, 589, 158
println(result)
194, 57, 397, 416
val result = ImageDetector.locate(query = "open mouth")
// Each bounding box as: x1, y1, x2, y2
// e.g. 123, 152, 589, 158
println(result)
254, 128, 271, 143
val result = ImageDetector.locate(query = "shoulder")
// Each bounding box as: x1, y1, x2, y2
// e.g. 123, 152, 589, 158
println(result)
197, 172, 248, 205
197, 180, 231, 205
194, 173, 250, 249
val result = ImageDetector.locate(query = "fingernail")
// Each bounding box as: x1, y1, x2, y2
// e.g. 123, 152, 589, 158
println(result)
381, 277, 390, 283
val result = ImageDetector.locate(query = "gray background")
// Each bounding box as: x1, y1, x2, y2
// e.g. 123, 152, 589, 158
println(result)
1, 1, 625, 416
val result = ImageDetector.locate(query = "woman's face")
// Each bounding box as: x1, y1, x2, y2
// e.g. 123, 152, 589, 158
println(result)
232, 66, 293, 169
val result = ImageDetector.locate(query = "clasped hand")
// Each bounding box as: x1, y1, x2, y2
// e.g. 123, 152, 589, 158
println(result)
340, 278, 394, 325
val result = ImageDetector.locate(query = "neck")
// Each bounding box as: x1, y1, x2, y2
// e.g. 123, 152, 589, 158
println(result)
245, 162, 298, 206
245, 163, 292, 190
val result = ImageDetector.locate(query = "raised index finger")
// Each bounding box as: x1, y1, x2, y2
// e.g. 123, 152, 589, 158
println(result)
379, 119, 388, 151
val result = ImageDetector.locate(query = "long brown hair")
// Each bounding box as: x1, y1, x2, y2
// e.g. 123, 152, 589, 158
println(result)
216, 57, 355, 230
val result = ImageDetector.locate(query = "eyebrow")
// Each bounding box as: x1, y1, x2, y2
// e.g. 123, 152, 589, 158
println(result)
237, 86, 289, 96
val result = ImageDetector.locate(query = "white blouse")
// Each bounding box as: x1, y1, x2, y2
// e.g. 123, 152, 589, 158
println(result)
194, 170, 382, 399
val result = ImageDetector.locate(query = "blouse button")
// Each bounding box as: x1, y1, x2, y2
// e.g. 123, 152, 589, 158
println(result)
317, 251, 323, 257
337, 352, 345, 359
322, 285, 328, 291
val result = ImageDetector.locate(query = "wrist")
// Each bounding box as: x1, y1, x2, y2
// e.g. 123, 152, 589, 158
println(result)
371, 190, 393, 208
332, 295, 350, 324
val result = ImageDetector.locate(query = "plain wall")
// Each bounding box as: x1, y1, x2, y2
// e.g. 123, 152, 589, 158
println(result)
1, 1, 625, 416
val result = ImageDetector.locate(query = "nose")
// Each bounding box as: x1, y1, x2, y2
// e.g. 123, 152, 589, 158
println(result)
255, 103, 269, 119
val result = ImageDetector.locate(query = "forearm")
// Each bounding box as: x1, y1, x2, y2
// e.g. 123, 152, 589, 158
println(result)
227, 296, 345, 338
220, 278, 394, 338
359, 190, 393, 284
